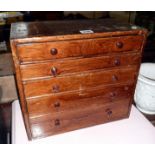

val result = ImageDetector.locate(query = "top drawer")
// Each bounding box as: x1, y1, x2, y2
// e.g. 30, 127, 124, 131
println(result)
17, 35, 144, 63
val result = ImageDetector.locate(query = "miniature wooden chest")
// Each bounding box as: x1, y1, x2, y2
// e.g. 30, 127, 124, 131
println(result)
10, 19, 147, 140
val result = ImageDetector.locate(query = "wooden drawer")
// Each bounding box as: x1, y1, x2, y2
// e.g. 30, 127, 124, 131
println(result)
17, 35, 143, 63
23, 66, 137, 98
27, 83, 134, 118
29, 99, 130, 139
20, 52, 141, 81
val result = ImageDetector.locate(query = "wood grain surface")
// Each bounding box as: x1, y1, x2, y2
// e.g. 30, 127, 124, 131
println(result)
20, 52, 141, 80
30, 99, 130, 138
27, 83, 134, 118
23, 66, 137, 98
17, 36, 143, 62
10, 19, 147, 140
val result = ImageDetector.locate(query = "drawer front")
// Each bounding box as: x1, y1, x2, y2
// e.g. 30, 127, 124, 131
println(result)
27, 83, 134, 118
17, 35, 143, 62
23, 66, 137, 98
20, 53, 141, 81
30, 99, 130, 139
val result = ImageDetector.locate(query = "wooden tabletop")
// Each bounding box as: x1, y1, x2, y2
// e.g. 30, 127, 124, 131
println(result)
10, 19, 144, 40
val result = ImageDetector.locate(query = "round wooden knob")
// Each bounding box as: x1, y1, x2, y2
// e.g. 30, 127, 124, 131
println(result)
52, 85, 60, 93
55, 119, 60, 126
114, 59, 120, 66
105, 108, 113, 116
112, 75, 118, 81
54, 102, 60, 108
50, 48, 58, 55
124, 86, 129, 91
116, 42, 123, 48
110, 92, 116, 98
51, 67, 57, 76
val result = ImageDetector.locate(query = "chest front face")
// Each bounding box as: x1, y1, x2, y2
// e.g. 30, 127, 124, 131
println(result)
10, 19, 147, 140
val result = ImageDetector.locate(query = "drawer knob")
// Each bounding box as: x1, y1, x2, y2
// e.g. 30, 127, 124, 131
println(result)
52, 85, 60, 93
51, 67, 57, 76
116, 42, 123, 48
55, 119, 60, 126
105, 108, 113, 116
110, 92, 116, 98
114, 59, 120, 66
124, 86, 129, 90
54, 102, 60, 108
50, 48, 58, 55
112, 75, 118, 81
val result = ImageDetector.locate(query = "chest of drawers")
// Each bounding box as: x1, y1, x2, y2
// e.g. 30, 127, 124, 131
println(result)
10, 19, 147, 140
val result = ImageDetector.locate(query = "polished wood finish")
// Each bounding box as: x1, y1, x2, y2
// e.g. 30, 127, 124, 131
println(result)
10, 19, 146, 42
10, 40, 32, 139
20, 52, 141, 80
29, 98, 131, 123
27, 83, 134, 118
24, 66, 137, 98
17, 36, 143, 62
10, 19, 147, 140
30, 100, 130, 138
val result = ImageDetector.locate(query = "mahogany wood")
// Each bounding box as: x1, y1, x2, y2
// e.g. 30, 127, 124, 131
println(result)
27, 83, 134, 117
23, 66, 137, 98
17, 36, 143, 62
20, 52, 141, 80
30, 100, 130, 138
10, 19, 147, 140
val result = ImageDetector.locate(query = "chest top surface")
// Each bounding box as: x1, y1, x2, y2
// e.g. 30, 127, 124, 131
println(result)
10, 19, 146, 42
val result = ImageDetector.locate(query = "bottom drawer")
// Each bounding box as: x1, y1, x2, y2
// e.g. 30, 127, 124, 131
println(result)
30, 99, 131, 139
